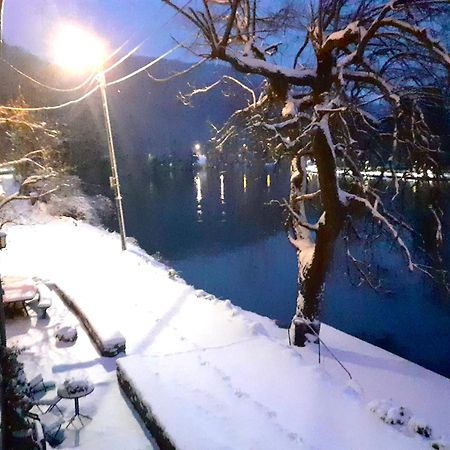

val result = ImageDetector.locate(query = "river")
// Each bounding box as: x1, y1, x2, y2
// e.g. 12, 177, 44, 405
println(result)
121, 160, 450, 378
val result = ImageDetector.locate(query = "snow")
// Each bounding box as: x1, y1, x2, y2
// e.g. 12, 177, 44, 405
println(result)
5, 280, 154, 449
228, 51, 316, 84
282, 99, 297, 117
62, 379, 93, 395
2, 203, 450, 449
55, 326, 78, 343
0, 173, 17, 195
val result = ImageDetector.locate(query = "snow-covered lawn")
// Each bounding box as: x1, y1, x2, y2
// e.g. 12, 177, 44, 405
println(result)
2, 206, 450, 449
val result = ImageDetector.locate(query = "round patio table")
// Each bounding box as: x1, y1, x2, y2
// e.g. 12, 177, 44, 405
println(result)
57, 384, 94, 427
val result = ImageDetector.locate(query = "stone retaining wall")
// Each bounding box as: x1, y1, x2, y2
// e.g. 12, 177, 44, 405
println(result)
49, 283, 125, 357
116, 363, 176, 450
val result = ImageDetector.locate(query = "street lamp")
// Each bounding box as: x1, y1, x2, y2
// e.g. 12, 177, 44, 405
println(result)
0, 230, 6, 348
0, 230, 7, 450
53, 24, 127, 250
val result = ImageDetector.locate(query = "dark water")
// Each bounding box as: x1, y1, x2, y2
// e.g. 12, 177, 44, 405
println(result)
121, 161, 450, 378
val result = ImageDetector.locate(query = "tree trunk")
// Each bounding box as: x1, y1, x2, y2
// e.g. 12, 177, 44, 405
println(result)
290, 128, 344, 346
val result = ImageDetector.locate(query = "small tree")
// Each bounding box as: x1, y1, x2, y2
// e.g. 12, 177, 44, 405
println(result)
161, 0, 450, 344
0, 97, 65, 223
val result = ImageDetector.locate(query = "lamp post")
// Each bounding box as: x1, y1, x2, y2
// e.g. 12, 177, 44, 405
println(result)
0, 230, 7, 450
53, 25, 127, 250
97, 70, 127, 251
0, 230, 6, 348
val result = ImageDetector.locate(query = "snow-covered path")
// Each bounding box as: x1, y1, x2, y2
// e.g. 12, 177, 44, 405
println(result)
2, 213, 450, 450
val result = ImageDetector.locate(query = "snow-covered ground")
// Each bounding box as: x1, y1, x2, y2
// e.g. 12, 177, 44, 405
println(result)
6, 286, 155, 450
2, 202, 450, 449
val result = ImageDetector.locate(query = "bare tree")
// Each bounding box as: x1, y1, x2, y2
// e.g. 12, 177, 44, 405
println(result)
0, 97, 65, 223
161, 0, 450, 345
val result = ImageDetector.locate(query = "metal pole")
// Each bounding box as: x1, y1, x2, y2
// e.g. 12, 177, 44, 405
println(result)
0, 277, 5, 348
0, 274, 7, 450
98, 70, 127, 251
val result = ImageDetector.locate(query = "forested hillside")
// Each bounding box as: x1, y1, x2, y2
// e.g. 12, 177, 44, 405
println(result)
0, 45, 248, 187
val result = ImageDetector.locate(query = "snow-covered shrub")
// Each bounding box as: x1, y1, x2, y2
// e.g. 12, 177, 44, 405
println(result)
368, 400, 410, 426
431, 440, 450, 450
385, 406, 410, 425
55, 325, 78, 343
195, 290, 215, 301
1, 347, 35, 448
43, 175, 113, 225
408, 417, 433, 439
168, 268, 181, 280
369, 400, 436, 440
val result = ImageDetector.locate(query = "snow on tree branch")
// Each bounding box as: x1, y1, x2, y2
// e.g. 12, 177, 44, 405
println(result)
340, 189, 414, 271
180, 74, 257, 107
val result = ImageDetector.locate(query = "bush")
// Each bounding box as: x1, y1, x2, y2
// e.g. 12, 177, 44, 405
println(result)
1, 346, 36, 449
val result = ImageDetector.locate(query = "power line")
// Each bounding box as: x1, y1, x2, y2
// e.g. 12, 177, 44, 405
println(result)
107, 43, 181, 86
0, 41, 184, 112
0, 39, 130, 93
0, 84, 99, 111
0, 0, 199, 110
103, 38, 148, 76
1, 58, 97, 92
0, 0, 193, 95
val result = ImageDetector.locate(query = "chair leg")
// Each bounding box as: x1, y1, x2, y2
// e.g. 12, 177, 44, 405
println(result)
22, 301, 29, 316
46, 403, 63, 415
36, 404, 45, 414
45, 398, 62, 415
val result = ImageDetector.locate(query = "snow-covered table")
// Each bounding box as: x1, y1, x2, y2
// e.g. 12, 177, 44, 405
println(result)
2, 276, 38, 315
57, 383, 95, 428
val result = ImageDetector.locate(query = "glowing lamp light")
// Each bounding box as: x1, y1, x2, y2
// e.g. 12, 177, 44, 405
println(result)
52, 24, 106, 73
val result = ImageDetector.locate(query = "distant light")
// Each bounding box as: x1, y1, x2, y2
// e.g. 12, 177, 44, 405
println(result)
220, 173, 225, 203
52, 24, 106, 73
194, 143, 201, 152
243, 174, 247, 192
195, 175, 202, 204
266, 174, 271, 188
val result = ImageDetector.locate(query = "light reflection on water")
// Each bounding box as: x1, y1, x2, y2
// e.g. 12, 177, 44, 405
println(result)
220, 173, 225, 204
122, 162, 450, 378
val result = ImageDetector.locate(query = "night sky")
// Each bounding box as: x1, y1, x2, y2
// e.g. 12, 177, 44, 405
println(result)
3, 0, 191, 61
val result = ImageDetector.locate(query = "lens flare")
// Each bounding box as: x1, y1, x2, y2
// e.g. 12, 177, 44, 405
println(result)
53, 24, 106, 73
